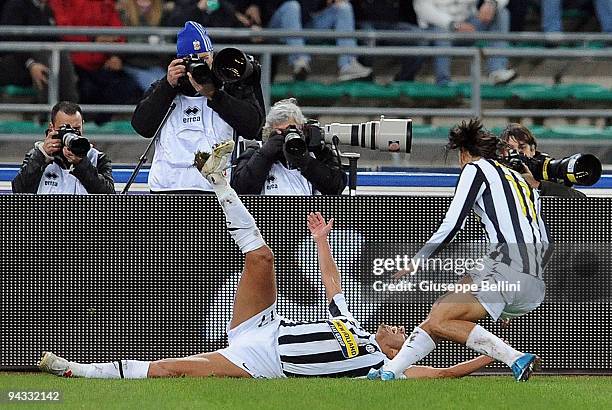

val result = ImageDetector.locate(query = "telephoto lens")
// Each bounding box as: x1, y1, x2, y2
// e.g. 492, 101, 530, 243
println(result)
323, 116, 412, 153
212, 48, 254, 83
545, 153, 602, 186
283, 127, 307, 156
56, 124, 90, 157
63, 134, 90, 158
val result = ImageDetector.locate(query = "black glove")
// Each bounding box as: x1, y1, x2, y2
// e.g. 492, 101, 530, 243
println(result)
283, 140, 311, 169
259, 133, 285, 162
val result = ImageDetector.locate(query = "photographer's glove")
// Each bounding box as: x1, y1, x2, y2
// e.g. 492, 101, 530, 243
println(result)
259, 133, 285, 162
284, 142, 311, 170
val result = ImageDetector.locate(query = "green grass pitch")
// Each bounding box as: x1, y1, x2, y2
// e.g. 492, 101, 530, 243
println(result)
1, 373, 611, 409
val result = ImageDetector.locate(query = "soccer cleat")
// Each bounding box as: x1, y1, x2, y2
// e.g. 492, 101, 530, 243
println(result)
511, 353, 541, 382
367, 368, 381, 380
38, 352, 73, 377
367, 367, 403, 381
201, 139, 235, 185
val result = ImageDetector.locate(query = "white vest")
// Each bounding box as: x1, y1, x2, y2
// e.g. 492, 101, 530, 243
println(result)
262, 162, 317, 196
148, 94, 234, 192
36, 148, 100, 194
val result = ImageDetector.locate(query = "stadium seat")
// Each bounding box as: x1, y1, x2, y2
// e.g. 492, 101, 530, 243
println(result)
572, 88, 612, 102
393, 82, 459, 100
548, 125, 610, 139
87, 120, 135, 135
344, 82, 400, 99
455, 83, 514, 100
1, 85, 37, 97
0, 120, 46, 134
412, 124, 445, 139
511, 85, 571, 102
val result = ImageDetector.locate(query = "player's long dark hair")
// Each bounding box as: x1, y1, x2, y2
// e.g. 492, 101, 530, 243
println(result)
445, 118, 505, 160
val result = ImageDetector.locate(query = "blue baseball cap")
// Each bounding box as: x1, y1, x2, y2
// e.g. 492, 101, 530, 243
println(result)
176, 21, 214, 57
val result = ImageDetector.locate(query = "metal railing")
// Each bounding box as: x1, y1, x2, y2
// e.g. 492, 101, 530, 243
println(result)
0, 27, 611, 120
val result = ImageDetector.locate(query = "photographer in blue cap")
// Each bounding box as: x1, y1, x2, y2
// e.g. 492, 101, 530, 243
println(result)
131, 21, 265, 194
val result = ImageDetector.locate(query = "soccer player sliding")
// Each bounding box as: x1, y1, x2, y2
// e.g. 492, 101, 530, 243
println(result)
39, 140, 495, 380
368, 119, 552, 382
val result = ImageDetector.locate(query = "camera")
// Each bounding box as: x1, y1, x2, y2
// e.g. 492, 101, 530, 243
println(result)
323, 116, 412, 153
504, 150, 602, 186
52, 124, 90, 158
180, 48, 257, 88
303, 120, 325, 152
212, 48, 255, 84
282, 126, 308, 157
181, 54, 214, 84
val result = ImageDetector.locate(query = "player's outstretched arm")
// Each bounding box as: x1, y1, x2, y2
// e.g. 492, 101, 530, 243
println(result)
308, 212, 342, 302
403, 355, 494, 379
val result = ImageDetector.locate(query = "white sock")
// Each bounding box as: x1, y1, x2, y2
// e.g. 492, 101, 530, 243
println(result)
465, 325, 523, 367
69, 360, 150, 379
213, 181, 266, 254
383, 327, 436, 376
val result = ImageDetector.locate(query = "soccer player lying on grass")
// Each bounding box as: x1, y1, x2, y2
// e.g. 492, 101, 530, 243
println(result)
39, 140, 494, 380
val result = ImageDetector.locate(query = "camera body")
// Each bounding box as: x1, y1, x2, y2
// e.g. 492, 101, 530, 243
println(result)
503, 149, 602, 186
52, 124, 90, 158
181, 54, 214, 85
281, 121, 327, 158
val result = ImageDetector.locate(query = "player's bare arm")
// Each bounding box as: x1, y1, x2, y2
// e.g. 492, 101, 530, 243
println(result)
307, 212, 342, 301
405, 355, 495, 379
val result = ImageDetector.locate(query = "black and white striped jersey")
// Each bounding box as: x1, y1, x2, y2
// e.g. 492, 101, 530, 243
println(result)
277, 293, 387, 377
415, 158, 553, 276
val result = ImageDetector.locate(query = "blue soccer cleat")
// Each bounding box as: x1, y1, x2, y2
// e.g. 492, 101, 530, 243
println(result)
511, 353, 541, 382
367, 368, 381, 380
367, 367, 401, 381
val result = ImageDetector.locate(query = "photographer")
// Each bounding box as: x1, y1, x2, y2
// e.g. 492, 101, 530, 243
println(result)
131, 21, 265, 194
12, 101, 115, 194
231, 98, 346, 195
500, 123, 586, 198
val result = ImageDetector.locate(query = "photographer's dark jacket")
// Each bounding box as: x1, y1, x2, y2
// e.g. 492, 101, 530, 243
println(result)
131, 77, 264, 192
12, 144, 115, 194
232, 145, 346, 195
539, 181, 586, 198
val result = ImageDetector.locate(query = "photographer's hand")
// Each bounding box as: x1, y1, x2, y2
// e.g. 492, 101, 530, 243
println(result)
42, 129, 62, 156
63, 147, 83, 165
259, 133, 285, 162
284, 143, 310, 169
187, 72, 216, 98
521, 165, 541, 189
166, 59, 186, 88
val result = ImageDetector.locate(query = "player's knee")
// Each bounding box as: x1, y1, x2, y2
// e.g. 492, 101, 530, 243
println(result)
147, 359, 177, 377
423, 316, 447, 340
148, 359, 182, 378
248, 245, 274, 267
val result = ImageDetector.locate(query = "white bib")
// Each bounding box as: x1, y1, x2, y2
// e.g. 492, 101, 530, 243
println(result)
262, 162, 315, 196
148, 95, 234, 192
36, 148, 100, 194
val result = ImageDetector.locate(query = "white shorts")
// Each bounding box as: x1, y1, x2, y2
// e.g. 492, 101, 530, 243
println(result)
469, 259, 546, 321
217, 303, 285, 379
